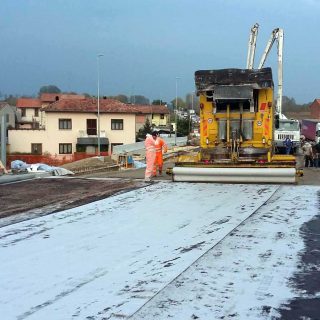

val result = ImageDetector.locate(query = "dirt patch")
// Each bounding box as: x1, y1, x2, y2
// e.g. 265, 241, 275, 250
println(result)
0, 178, 144, 219
61, 156, 117, 172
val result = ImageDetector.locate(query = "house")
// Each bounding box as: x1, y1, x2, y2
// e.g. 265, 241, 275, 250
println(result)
0, 102, 16, 166
309, 99, 320, 119
15, 94, 86, 129
16, 98, 42, 129
8, 98, 140, 157
0, 102, 16, 129
134, 104, 170, 132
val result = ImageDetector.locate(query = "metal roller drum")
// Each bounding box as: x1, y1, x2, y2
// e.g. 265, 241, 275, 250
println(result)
172, 167, 296, 184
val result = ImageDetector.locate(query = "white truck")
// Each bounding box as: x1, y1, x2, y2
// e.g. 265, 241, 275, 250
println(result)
301, 119, 320, 143
274, 114, 301, 153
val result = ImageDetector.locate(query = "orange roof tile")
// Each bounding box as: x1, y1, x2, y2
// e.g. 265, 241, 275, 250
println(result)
40, 93, 86, 102
43, 98, 143, 114
16, 98, 41, 108
132, 104, 170, 114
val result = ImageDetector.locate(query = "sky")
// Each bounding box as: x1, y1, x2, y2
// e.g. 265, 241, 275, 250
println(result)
0, 0, 319, 104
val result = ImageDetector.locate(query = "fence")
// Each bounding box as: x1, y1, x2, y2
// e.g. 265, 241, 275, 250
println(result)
6, 152, 109, 168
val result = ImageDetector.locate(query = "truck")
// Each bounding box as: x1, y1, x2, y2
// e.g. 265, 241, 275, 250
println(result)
274, 114, 300, 153
167, 25, 299, 183
301, 119, 320, 143
168, 67, 297, 183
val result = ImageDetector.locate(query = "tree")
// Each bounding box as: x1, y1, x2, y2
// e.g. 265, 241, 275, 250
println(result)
177, 117, 190, 136
39, 85, 61, 95
185, 93, 199, 113
282, 95, 311, 113
171, 97, 186, 109
152, 99, 166, 105
136, 118, 153, 141
5, 94, 17, 106
111, 94, 129, 103
130, 95, 150, 105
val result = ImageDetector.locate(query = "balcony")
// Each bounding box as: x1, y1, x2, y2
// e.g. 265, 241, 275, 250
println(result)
77, 130, 108, 146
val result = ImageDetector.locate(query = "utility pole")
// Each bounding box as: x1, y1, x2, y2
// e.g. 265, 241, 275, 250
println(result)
175, 77, 180, 145
97, 53, 104, 157
1, 115, 6, 169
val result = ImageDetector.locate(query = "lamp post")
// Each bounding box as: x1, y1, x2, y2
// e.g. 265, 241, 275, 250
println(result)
175, 77, 180, 145
97, 53, 104, 157
0, 115, 6, 168
189, 92, 194, 134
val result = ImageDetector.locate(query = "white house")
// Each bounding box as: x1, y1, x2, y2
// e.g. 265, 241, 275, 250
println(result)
8, 98, 140, 157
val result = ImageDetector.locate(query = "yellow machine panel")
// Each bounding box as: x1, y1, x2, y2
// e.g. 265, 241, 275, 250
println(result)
171, 68, 297, 183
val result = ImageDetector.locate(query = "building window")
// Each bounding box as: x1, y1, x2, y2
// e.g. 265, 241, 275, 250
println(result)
160, 114, 165, 119
21, 109, 26, 117
111, 119, 123, 130
31, 143, 42, 155
87, 119, 97, 135
59, 119, 72, 130
35, 108, 39, 117
151, 114, 154, 119
6, 114, 9, 123
59, 143, 72, 154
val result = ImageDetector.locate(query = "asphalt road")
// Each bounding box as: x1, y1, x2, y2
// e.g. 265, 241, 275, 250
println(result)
1, 183, 318, 319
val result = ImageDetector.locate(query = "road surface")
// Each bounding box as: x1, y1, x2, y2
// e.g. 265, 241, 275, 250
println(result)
0, 182, 319, 319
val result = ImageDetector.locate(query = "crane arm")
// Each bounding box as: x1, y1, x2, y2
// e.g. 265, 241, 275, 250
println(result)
258, 28, 284, 114
246, 23, 259, 69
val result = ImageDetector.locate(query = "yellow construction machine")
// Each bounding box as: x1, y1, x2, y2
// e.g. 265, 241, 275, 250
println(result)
170, 67, 298, 183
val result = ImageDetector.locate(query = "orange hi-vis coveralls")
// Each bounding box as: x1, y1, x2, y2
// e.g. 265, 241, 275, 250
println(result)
144, 134, 156, 180
154, 137, 168, 175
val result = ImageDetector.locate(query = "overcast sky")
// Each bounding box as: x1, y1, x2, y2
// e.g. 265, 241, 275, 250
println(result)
1, 0, 319, 104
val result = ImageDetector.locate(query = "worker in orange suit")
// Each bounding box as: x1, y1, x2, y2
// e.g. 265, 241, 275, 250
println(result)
144, 132, 157, 182
154, 131, 168, 176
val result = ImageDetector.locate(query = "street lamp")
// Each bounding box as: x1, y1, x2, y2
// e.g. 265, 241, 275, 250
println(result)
175, 77, 180, 145
189, 92, 194, 134
97, 53, 104, 157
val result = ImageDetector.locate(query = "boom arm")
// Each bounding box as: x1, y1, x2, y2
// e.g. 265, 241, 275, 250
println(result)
258, 28, 284, 114
246, 23, 259, 69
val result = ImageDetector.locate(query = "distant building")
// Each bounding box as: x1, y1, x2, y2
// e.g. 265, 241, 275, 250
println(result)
134, 104, 170, 132
16, 98, 42, 129
0, 102, 16, 164
0, 102, 16, 129
8, 98, 139, 157
16, 94, 87, 129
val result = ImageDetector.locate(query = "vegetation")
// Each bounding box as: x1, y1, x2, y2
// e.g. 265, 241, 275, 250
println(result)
152, 99, 167, 105
185, 93, 200, 113
0, 84, 314, 116
129, 95, 150, 105
177, 117, 190, 136
136, 118, 153, 141
3, 94, 17, 106
106, 94, 150, 105
171, 97, 186, 109
107, 94, 129, 103
282, 96, 312, 113
39, 85, 61, 95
